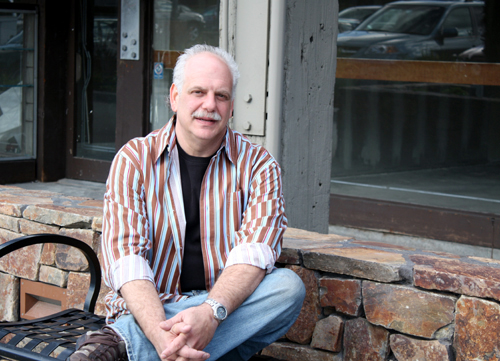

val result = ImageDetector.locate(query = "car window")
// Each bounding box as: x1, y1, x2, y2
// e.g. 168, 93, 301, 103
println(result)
470, 6, 485, 37
442, 8, 473, 37
358, 5, 445, 36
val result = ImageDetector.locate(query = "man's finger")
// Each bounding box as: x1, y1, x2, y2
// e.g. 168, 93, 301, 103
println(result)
169, 322, 191, 335
176, 345, 210, 360
161, 333, 188, 358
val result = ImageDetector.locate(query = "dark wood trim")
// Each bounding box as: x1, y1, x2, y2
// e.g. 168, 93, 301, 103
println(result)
0, 160, 36, 184
65, 0, 77, 179
65, 157, 111, 182
329, 194, 498, 249
36, 0, 70, 182
114, 0, 152, 150
336, 58, 500, 86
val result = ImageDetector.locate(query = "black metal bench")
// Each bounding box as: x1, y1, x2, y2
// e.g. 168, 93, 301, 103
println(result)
0, 234, 105, 361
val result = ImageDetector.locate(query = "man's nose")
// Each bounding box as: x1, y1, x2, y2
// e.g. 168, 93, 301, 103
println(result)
202, 93, 217, 111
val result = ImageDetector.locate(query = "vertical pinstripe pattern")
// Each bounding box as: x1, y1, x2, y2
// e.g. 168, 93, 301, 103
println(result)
102, 117, 287, 323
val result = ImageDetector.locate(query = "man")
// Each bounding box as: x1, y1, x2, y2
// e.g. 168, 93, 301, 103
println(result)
71, 44, 305, 361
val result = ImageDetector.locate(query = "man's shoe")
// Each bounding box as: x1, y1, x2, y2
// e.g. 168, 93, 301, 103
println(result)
69, 326, 127, 361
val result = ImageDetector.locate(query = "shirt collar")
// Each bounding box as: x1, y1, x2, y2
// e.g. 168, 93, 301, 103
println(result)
153, 115, 238, 165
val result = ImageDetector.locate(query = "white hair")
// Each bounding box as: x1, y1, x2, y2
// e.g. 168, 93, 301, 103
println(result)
172, 44, 240, 100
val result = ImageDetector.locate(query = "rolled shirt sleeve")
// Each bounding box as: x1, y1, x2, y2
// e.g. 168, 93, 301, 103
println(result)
225, 243, 277, 274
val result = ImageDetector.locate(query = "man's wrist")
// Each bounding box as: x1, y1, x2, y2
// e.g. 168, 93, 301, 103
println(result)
203, 298, 228, 324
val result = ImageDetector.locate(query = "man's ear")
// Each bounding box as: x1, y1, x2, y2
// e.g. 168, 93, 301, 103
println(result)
170, 83, 179, 112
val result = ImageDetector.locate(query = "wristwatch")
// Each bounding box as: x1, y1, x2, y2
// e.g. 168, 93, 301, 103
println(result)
204, 298, 228, 323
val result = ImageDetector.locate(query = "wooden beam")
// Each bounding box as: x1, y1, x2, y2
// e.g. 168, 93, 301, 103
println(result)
336, 58, 500, 86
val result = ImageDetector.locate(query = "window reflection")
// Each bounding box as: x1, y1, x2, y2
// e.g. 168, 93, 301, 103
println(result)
333, 0, 500, 215
0, 11, 36, 160
75, 0, 118, 161
150, 0, 219, 132
337, 1, 491, 62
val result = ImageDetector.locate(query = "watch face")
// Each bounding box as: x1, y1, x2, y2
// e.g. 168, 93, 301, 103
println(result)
216, 306, 227, 320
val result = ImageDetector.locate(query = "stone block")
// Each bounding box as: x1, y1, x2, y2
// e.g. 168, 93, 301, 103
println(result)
352, 240, 416, 251
0, 191, 26, 217
92, 217, 103, 233
285, 265, 321, 345
0, 272, 19, 321
285, 228, 350, 243
281, 231, 346, 265
0, 227, 20, 242
303, 247, 404, 283
320, 277, 362, 316
454, 296, 500, 361
412, 255, 500, 302
390, 334, 450, 361
261, 342, 342, 361
310, 315, 343, 352
0, 214, 20, 232
344, 318, 390, 361
40, 243, 56, 265
66, 272, 90, 310
0, 231, 41, 280
19, 219, 59, 235
23, 205, 101, 228
55, 229, 100, 271
278, 247, 301, 265
39, 265, 69, 287
94, 281, 112, 317
363, 281, 455, 339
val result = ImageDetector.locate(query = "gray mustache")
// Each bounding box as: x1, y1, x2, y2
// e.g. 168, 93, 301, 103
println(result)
192, 111, 222, 121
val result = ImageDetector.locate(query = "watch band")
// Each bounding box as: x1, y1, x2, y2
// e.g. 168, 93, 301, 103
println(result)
204, 298, 228, 323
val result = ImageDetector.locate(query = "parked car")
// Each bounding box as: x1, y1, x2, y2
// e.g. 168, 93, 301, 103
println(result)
337, 1, 484, 61
154, 0, 205, 49
338, 6, 382, 33
458, 45, 485, 62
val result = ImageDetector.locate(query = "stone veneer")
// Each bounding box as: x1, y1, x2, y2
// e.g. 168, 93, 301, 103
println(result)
1, 185, 500, 360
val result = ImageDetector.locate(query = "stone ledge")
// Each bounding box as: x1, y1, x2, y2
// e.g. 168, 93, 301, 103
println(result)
1, 185, 500, 360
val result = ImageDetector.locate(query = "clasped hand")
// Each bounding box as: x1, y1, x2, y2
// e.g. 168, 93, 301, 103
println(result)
157, 304, 218, 361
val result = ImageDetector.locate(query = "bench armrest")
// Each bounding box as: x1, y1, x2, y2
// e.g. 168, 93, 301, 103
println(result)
0, 234, 101, 313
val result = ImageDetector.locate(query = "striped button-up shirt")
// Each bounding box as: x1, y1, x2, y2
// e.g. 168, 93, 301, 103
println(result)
102, 117, 287, 322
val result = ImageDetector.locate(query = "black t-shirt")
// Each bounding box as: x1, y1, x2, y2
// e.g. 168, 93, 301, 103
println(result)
177, 143, 212, 292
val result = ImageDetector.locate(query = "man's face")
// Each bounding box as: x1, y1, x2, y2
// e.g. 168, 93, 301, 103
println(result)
170, 52, 234, 157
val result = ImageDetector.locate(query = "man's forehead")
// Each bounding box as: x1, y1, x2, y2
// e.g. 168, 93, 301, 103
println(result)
185, 53, 232, 82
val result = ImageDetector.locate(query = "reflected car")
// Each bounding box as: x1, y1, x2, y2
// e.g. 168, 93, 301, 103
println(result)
155, 0, 206, 49
203, 5, 219, 32
338, 6, 382, 33
337, 1, 484, 61
458, 45, 485, 62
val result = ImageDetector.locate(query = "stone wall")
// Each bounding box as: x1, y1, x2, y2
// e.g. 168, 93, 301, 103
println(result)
1, 185, 500, 360
0, 185, 109, 320
263, 228, 500, 361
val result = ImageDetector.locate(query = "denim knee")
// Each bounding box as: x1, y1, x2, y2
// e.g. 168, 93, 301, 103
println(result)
267, 268, 306, 307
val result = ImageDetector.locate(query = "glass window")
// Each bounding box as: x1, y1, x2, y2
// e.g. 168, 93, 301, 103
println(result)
0, 10, 37, 160
75, 0, 118, 161
334, 0, 500, 218
149, 0, 220, 132
337, 2, 484, 61
442, 8, 472, 37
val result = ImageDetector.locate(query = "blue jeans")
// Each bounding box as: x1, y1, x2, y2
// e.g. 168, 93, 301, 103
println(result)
110, 268, 305, 361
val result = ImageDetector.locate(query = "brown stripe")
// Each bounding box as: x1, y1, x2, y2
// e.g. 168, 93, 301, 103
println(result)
337, 58, 500, 86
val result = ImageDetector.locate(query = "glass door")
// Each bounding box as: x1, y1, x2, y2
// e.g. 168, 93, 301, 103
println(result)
149, 0, 220, 132
0, 10, 37, 160
74, 0, 118, 162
